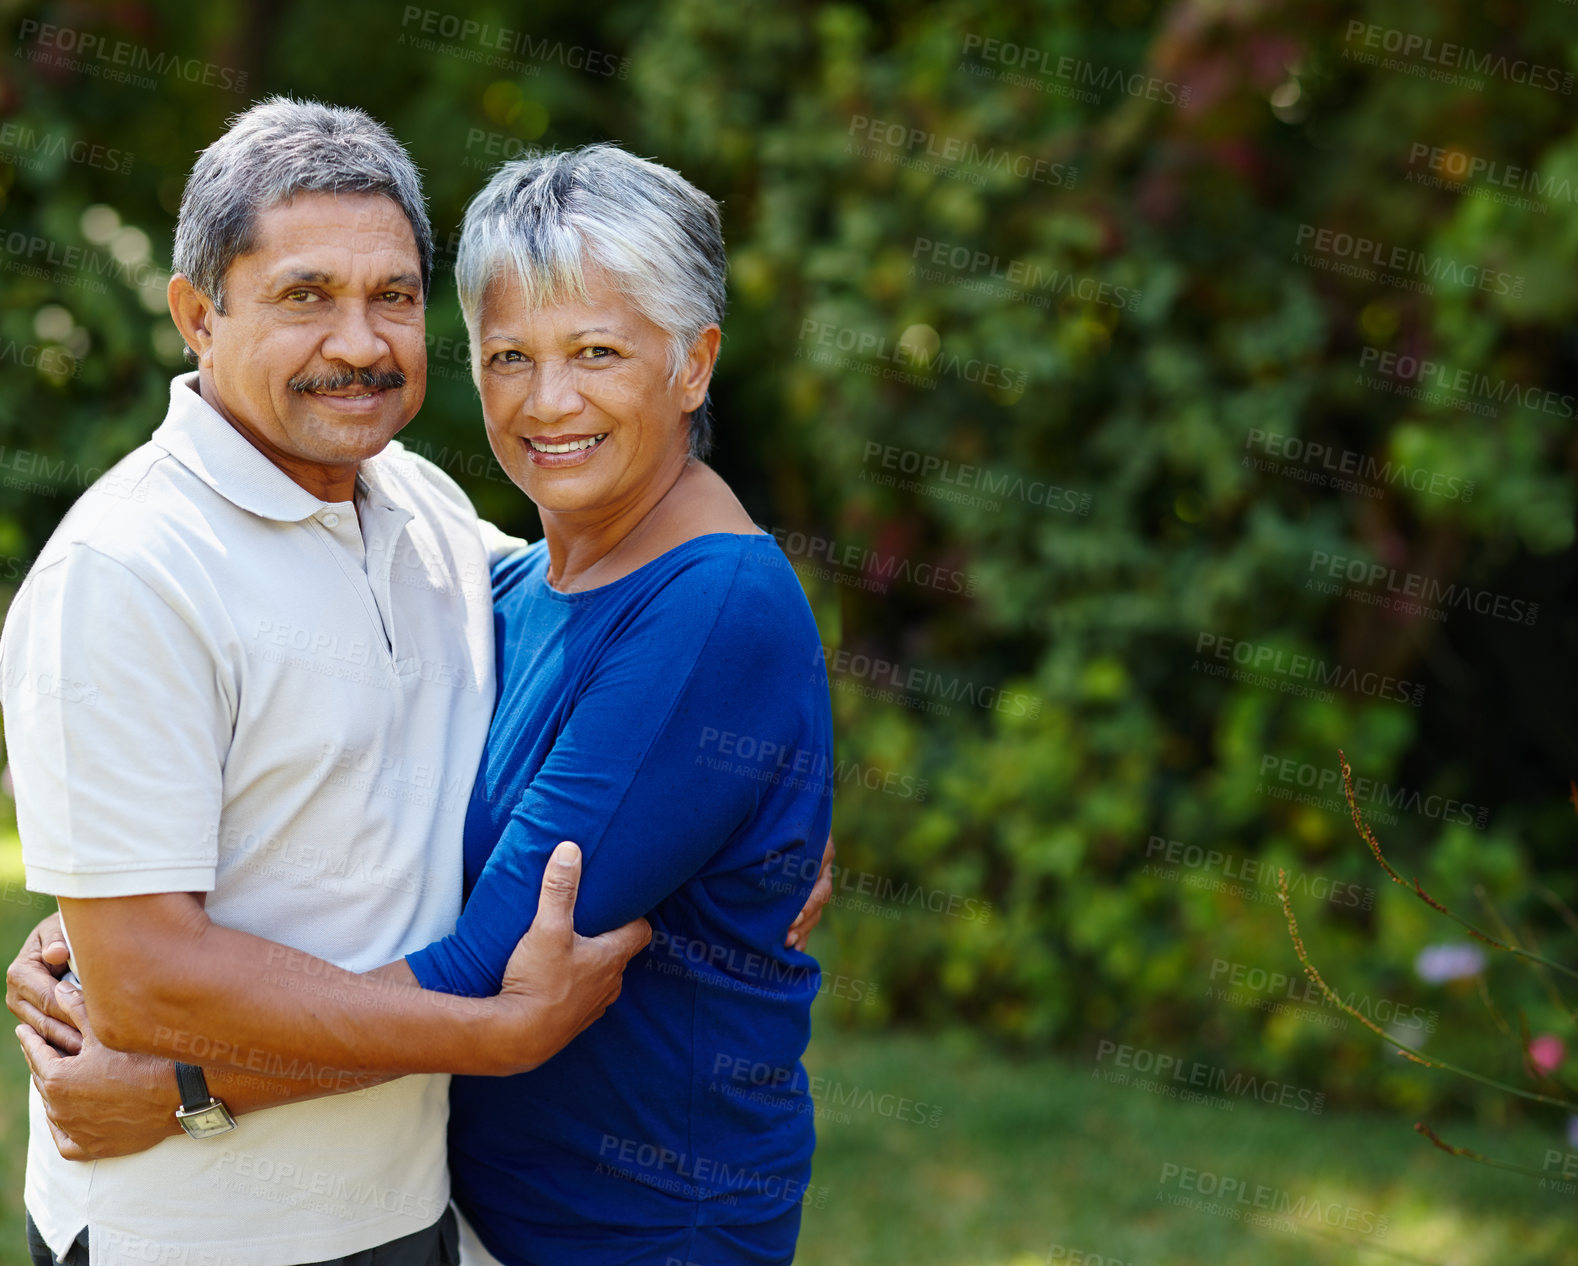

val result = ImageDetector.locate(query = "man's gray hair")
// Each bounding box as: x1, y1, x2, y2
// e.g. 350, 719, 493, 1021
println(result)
173, 96, 434, 314
455, 143, 727, 459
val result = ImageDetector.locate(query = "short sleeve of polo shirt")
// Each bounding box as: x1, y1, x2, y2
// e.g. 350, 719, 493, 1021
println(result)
478, 517, 530, 565
4, 546, 230, 897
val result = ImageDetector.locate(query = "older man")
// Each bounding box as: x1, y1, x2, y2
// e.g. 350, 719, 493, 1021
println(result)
0, 98, 661, 1266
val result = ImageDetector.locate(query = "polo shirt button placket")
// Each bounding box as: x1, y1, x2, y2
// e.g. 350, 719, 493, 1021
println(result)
366, 502, 414, 675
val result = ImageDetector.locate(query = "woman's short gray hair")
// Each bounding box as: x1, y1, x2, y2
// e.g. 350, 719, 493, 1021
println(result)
455, 143, 727, 459
173, 96, 433, 313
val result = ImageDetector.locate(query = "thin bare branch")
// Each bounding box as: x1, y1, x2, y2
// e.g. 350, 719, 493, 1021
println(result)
1277, 868, 1576, 1111
1338, 750, 1578, 983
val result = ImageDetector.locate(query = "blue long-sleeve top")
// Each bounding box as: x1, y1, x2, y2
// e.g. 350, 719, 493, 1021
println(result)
406, 532, 833, 1255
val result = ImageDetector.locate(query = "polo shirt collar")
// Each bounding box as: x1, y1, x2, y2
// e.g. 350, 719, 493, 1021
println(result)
151, 373, 408, 523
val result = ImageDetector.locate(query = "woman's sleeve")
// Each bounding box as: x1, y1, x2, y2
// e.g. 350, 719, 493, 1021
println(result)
406, 555, 811, 996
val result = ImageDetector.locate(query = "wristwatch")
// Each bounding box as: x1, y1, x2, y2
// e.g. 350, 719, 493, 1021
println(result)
173, 1062, 237, 1139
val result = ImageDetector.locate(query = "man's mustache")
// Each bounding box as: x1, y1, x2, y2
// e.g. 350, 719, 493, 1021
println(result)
289, 367, 407, 393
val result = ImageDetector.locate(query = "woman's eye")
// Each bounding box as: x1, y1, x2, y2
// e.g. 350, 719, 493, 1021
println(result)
577, 346, 615, 360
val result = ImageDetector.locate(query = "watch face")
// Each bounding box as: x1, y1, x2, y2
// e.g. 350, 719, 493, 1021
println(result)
177, 1101, 237, 1139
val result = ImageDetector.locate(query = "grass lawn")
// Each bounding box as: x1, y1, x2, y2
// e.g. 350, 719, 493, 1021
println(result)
798, 1029, 1574, 1265
0, 825, 1569, 1264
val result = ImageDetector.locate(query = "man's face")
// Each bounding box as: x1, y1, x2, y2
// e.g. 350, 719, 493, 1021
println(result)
184, 191, 427, 495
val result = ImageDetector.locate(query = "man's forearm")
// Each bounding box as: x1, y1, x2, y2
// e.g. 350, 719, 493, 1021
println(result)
53, 845, 642, 1085
208, 1062, 395, 1116
62, 899, 518, 1078
101, 1055, 396, 1150
126, 932, 504, 1077
179, 962, 411, 1106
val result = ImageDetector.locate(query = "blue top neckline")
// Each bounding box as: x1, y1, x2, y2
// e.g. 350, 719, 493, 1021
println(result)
521, 529, 775, 602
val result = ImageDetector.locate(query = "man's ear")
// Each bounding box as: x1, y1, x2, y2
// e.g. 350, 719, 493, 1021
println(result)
677, 325, 721, 415
167, 274, 218, 367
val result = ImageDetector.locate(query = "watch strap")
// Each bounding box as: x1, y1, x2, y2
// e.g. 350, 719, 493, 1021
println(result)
174, 1061, 212, 1113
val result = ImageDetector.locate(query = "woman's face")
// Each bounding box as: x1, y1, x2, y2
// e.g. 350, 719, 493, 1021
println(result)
475, 267, 716, 518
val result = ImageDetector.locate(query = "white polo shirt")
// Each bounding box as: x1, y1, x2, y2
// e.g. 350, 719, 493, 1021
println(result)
2, 374, 508, 1266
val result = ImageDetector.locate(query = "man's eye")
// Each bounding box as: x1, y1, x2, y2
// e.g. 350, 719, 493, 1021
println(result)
489, 350, 526, 364
284, 290, 317, 303
577, 346, 615, 360
381, 291, 416, 305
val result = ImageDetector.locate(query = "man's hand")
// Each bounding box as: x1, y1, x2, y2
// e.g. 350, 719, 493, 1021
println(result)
16, 982, 181, 1160
6, 912, 82, 1055
786, 834, 835, 951
493, 842, 651, 1075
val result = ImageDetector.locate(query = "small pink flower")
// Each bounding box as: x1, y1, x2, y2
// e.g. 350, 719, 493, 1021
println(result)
1530, 1035, 1566, 1076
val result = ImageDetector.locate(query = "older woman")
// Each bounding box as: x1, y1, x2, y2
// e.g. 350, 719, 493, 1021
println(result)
407, 144, 833, 1265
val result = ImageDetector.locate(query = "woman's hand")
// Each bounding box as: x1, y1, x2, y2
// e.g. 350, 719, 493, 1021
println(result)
786, 835, 835, 951
16, 981, 183, 1160
6, 911, 82, 1054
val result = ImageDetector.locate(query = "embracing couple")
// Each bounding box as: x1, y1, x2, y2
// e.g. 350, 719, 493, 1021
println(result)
2, 98, 835, 1266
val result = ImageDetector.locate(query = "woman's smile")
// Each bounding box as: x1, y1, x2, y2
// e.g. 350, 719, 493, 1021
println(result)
525, 432, 610, 466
